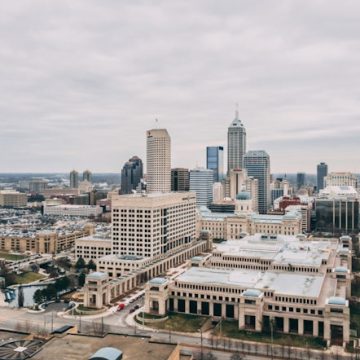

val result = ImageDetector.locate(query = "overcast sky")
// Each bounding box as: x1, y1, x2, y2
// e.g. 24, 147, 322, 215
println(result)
1, 1, 359, 173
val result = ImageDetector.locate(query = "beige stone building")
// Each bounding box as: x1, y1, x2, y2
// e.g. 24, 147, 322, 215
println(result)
0, 223, 95, 254
0, 190, 27, 208
144, 234, 352, 347
198, 208, 302, 240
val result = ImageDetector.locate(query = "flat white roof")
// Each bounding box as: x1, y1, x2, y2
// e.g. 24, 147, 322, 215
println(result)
176, 267, 325, 298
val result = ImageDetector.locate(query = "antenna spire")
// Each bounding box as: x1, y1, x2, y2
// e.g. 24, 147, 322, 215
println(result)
235, 102, 239, 120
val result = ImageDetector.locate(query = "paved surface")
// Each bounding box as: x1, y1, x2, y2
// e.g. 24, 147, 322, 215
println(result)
0, 305, 354, 360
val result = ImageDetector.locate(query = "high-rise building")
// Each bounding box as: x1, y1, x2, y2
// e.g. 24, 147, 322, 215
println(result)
29, 178, 48, 193
146, 128, 171, 193
111, 192, 196, 258
120, 156, 143, 194
83, 169, 92, 183
189, 168, 214, 207
171, 168, 190, 191
70, 170, 79, 189
206, 146, 224, 182
227, 109, 246, 173
296, 172, 306, 190
244, 150, 270, 214
317, 162, 328, 192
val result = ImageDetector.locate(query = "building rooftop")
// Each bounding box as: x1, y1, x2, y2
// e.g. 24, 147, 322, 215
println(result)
87, 272, 108, 280
149, 277, 167, 285
89, 347, 122, 360
327, 296, 348, 306
176, 267, 326, 298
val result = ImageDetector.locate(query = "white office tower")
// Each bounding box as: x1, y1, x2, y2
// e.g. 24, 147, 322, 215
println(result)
111, 192, 196, 258
190, 168, 214, 207
227, 109, 246, 173
146, 128, 171, 193
212, 182, 224, 202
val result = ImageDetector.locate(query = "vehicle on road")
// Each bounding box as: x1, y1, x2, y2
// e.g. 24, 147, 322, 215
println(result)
117, 303, 125, 311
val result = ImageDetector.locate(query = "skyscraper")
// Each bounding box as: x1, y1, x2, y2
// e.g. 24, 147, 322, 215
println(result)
317, 162, 328, 191
171, 168, 190, 191
244, 150, 270, 214
121, 156, 143, 194
227, 109, 246, 173
206, 146, 224, 182
189, 168, 214, 207
83, 169, 92, 183
70, 170, 79, 189
296, 172, 306, 190
146, 128, 171, 193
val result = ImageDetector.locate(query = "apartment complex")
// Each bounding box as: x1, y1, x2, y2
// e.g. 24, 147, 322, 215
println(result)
0, 223, 95, 254
0, 190, 27, 208
145, 233, 352, 346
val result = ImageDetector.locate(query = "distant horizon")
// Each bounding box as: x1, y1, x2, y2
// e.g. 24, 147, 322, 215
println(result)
1, 2, 359, 173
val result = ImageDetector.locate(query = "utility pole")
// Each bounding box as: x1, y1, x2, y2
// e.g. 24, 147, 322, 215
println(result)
51, 312, 54, 333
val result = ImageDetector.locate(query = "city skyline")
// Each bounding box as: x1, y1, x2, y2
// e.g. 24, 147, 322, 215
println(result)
1, 1, 360, 173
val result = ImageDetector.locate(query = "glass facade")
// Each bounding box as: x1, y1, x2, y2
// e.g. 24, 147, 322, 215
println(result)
315, 199, 359, 234
206, 146, 224, 182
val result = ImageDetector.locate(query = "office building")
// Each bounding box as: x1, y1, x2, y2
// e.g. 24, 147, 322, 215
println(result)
146, 129, 171, 193
315, 186, 359, 234
43, 204, 103, 217
317, 162, 328, 191
83, 169, 92, 182
324, 172, 358, 188
171, 168, 189, 192
0, 190, 27, 208
244, 150, 270, 214
120, 156, 143, 194
145, 234, 352, 346
70, 170, 79, 189
227, 109, 246, 172
206, 146, 224, 182
111, 192, 196, 258
189, 168, 214, 207
296, 172, 306, 190
212, 182, 224, 203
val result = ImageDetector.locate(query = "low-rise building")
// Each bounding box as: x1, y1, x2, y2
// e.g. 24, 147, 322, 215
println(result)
144, 234, 352, 347
43, 204, 103, 217
0, 190, 27, 208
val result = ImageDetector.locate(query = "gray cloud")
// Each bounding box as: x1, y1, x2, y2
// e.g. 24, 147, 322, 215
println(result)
0, 0, 359, 173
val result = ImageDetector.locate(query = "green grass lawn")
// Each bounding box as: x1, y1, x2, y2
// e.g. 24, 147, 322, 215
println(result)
14, 272, 45, 284
214, 320, 326, 349
142, 313, 209, 333
0, 251, 28, 261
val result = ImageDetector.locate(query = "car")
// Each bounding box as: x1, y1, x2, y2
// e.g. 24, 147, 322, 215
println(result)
117, 303, 125, 311
134, 305, 140, 310
129, 308, 136, 313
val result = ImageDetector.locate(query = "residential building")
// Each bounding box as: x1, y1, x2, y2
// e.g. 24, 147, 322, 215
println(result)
120, 156, 143, 194
244, 150, 270, 214
317, 162, 328, 192
189, 168, 214, 207
0, 190, 27, 208
171, 168, 189, 192
206, 146, 224, 182
146, 128, 171, 193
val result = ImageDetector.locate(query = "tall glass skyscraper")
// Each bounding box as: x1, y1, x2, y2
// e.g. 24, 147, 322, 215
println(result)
296, 172, 306, 190
121, 156, 143, 194
206, 146, 224, 182
190, 168, 214, 207
244, 150, 270, 214
70, 170, 79, 188
317, 162, 328, 192
227, 109, 246, 173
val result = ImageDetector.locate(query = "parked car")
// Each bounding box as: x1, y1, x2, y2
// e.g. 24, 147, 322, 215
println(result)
134, 305, 140, 310
129, 308, 136, 313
